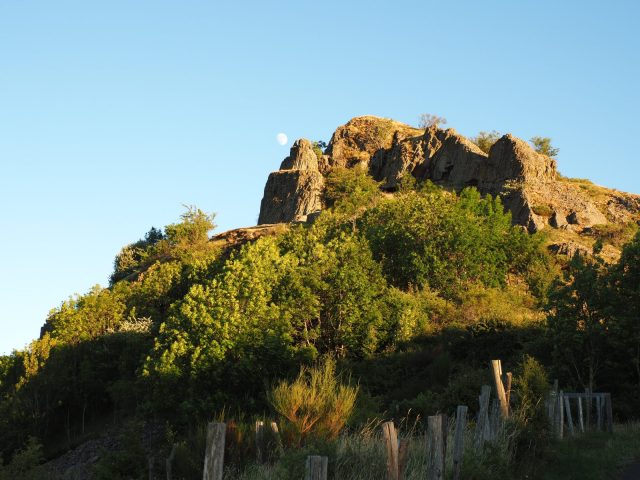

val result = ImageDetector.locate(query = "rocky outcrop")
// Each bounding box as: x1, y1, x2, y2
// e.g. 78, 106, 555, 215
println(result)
326, 116, 423, 172
257, 115, 639, 244
548, 241, 590, 257
258, 140, 324, 224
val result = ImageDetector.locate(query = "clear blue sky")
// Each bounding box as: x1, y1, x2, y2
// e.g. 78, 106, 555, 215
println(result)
1, 0, 638, 355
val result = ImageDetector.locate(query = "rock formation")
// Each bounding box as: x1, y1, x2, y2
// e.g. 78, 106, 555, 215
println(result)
258, 115, 640, 252
258, 139, 324, 224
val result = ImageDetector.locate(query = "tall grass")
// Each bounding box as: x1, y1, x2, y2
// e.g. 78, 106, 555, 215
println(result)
220, 415, 524, 480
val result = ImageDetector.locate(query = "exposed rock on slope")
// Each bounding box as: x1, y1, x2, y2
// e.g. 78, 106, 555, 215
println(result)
258, 115, 639, 254
258, 139, 324, 224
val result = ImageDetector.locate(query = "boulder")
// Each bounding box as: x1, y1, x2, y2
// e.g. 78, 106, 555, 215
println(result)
548, 242, 590, 257
566, 206, 608, 227
549, 209, 568, 228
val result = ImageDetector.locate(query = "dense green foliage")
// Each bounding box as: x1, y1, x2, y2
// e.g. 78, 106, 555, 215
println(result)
548, 231, 640, 416
0, 169, 638, 478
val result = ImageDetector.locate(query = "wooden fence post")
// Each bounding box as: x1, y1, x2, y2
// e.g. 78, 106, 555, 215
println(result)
585, 388, 592, 430
166, 444, 176, 480
604, 393, 614, 433
203, 422, 226, 480
255, 421, 265, 463
426, 414, 445, 480
452, 405, 467, 480
577, 397, 585, 433
305, 455, 328, 480
554, 391, 564, 439
398, 439, 409, 480
491, 360, 509, 418
270, 421, 284, 455
596, 395, 602, 431
504, 372, 513, 408
564, 396, 575, 436
474, 385, 491, 450
382, 421, 399, 480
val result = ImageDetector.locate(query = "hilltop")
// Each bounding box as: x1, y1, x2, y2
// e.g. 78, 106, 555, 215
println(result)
259, 115, 640, 260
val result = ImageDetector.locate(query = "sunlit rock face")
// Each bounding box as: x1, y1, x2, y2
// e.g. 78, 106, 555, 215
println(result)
258, 115, 639, 241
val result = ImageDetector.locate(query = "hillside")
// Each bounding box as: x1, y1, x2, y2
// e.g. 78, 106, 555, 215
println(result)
1, 117, 639, 479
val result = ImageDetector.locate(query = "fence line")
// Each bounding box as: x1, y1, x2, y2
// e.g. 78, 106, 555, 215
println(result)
174, 360, 615, 479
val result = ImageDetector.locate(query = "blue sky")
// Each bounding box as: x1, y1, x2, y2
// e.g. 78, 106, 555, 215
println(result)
1, 0, 638, 354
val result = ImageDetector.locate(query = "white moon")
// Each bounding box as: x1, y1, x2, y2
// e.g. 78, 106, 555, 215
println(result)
276, 133, 288, 146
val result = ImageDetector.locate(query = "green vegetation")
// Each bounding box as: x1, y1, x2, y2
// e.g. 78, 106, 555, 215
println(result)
312, 140, 327, 161
530, 136, 559, 158
472, 130, 501, 154
532, 204, 553, 217
539, 424, 640, 480
268, 359, 358, 446
1, 168, 639, 477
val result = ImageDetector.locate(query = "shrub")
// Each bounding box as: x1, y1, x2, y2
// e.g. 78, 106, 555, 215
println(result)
532, 204, 553, 217
0, 437, 46, 480
268, 358, 358, 446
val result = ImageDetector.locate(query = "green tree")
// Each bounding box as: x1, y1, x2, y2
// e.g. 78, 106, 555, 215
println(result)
606, 231, 640, 394
43, 286, 126, 343
530, 136, 559, 158
547, 253, 608, 391
472, 130, 501, 154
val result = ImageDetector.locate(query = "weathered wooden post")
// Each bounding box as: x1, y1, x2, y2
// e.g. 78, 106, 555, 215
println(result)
585, 388, 592, 430
491, 360, 509, 418
270, 421, 284, 456
604, 393, 614, 433
305, 455, 328, 480
488, 399, 502, 440
382, 421, 399, 480
427, 414, 445, 480
452, 405, 467, 480
474, 385, 491, 450
504, 372, 513, 407
255, 420, 265, 463
398, 439, 409, 480
203, 422, 226, 480
564, 396, 575, 436
554, 391, 564, 439
148, 456, 154, 480
596, 395, 602, 431
577, 396, 585, 433
166, 444, 176, 480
